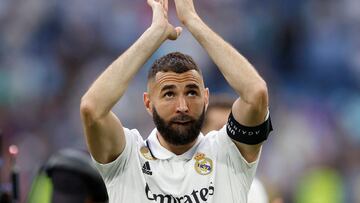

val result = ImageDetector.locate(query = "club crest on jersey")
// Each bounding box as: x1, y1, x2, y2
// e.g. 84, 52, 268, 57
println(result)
194, 152, 213, 175
140, 146, 156, 160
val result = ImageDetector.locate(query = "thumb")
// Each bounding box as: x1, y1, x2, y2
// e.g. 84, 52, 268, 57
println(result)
175, 26, 183, 37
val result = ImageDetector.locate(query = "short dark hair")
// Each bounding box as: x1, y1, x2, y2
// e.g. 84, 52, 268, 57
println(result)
147, 52, 202, 81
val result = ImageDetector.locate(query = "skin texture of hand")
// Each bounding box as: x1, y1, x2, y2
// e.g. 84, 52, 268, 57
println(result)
148, 0, 182, 40
173, 0, 198, 25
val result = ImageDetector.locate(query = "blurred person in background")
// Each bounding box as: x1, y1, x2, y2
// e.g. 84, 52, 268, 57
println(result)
201, 95, 234, 135
80, 0, 272, 202
27, 149, 108, 203
294, 167, 345, 203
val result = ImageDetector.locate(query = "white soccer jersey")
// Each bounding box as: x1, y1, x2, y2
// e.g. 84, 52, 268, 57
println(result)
93, 125, 260, 203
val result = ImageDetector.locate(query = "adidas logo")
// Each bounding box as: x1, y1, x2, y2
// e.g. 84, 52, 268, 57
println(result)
142, 161, 152, 175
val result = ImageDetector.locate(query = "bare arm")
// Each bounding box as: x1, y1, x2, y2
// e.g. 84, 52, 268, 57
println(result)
80, 0, 182, 164
174, 0, 268, 162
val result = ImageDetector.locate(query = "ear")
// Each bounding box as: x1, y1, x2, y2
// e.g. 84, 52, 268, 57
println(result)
143, 92, 153, 116
204, 87, 210, 111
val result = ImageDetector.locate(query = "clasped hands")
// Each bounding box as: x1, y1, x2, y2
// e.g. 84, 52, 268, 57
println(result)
147, 0, 198, 40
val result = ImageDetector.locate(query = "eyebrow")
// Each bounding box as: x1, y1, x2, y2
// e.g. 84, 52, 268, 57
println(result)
160, 83, 200, 93
186, 84, 200, 90
160, 85, 176, 92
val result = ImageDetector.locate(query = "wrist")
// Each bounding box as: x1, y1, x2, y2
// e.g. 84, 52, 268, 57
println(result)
182, 14, 201, 28
147, 24, 168, 42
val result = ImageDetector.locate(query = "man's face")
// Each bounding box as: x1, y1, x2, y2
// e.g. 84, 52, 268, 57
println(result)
152, 105, 205, 146
145, 70, 209, 146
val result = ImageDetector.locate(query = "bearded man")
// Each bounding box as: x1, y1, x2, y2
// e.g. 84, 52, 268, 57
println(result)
80, 0, 273, 202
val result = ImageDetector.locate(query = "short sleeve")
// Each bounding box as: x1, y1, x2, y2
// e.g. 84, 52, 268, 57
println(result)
91, 128, 143, 186
215, 126, 261, 191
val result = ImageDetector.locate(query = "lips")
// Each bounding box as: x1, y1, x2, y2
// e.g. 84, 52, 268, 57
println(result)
170, 113, 194, 126
172, 120, 192, 125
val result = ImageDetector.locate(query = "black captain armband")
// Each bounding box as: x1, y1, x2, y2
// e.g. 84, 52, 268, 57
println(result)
226, 111, 273, 145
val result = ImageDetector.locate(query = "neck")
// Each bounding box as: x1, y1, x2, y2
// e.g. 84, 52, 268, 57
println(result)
156, 132, 197, 155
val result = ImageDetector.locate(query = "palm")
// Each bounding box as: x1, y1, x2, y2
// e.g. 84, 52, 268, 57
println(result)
173, 0, 197, 24
148, 0, 182, 40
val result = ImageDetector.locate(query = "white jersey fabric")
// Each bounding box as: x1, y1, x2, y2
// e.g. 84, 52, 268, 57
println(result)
93, 125, 260, 203
248, 178, 269, 203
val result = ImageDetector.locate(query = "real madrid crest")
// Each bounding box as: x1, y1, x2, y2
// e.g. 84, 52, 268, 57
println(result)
194, 152, 213, 175
140, 146, 156, 160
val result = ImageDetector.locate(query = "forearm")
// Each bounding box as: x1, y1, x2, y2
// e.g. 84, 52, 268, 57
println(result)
174, 0, 269, 162
185, 17, 266, 104
81, 26, 167, 120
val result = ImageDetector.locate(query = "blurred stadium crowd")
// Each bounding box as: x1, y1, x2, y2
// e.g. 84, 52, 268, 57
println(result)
0, 0, 359, 202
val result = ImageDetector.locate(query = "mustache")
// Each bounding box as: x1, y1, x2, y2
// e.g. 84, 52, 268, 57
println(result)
170, 114, 194, 123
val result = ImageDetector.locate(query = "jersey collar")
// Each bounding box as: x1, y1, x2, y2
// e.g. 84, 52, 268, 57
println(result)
147, 128, 204, 160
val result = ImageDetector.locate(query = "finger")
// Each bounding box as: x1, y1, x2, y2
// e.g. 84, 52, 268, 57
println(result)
164, 0, 168, 13
175, 26, 182, 37
163, 2, 168, 18
148, 0, 161, 7
147, 0, 152, 7
163, 0, 168, 18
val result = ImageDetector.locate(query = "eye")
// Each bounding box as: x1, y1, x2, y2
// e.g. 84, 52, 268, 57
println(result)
187, 90, 198, 97
164, 92, 175, 98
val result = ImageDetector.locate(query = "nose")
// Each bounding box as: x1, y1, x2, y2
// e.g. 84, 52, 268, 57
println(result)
176, 96, 189, 113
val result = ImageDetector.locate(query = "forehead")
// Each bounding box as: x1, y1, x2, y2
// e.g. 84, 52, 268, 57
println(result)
149, 70, 204, 91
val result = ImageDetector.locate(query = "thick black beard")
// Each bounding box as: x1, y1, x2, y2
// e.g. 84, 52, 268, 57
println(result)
152, 106, 205, 146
